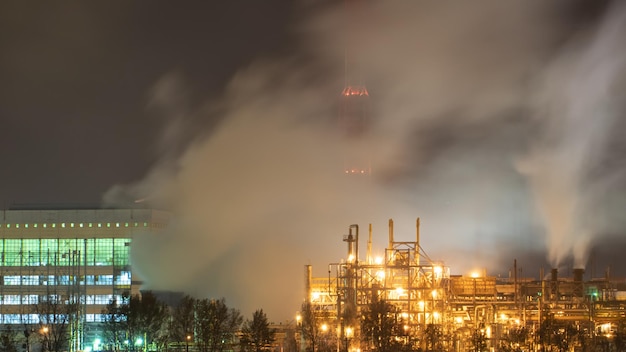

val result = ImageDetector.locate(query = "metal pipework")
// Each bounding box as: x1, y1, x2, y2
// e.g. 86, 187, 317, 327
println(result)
344, 224, 359, 263
416, 217, 420, 266
388, 218, 394, 250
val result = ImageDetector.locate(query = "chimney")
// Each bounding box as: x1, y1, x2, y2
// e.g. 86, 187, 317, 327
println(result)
550, 268, 559, 301
573, 268, 584, 297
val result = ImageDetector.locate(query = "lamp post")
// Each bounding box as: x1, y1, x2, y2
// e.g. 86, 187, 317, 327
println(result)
42, 326, 50, 352
321, 323, 329, 352
344, 327, 353, 352
295, 314, 303, 352
186, 334, 191, 352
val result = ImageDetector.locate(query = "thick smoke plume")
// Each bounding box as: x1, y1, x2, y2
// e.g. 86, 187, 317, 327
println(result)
105, 1, 626, 320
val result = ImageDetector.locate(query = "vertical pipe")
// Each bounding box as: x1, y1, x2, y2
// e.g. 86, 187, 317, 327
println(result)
347, 231, 354, 259
354, 225, 359, 264
416, 218, 420, 266
367, 224, 372, 264
305, 265, 312, 302
514, 259, 518, 307
388, 219, 394, 250
416, 217, 420, 246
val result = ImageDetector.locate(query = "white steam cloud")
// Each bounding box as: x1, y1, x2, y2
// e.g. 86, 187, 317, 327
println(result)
104, 1, 626, 320
520, 2, 626, 268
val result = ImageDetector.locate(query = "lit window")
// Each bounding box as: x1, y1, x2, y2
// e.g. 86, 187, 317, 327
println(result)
98, 223, 102, 228
52, 224, 56, 228
61, 223, 66, 228
89, 223, 93, 228
70, 223, 75, 228
16, 224, 19, 228
80, 223, 83, 228
134, 222, 138, 227
116, 223, 120, 227
6, 224, 10, 228
25, 224, 29, 228
34, 224, 38, 228
43, 224, 47, 228
125, 223, 129, 227
143, 222, 148, 227
107, 223, 111, 228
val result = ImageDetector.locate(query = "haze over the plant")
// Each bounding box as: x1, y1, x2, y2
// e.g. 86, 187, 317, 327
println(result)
99, 1, 626, 320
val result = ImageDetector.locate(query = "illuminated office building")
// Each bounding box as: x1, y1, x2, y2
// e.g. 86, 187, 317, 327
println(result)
0, 206, 170, 351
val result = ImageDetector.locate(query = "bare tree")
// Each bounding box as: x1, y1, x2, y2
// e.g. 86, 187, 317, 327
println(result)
171, 295, 196, 351
35, 295, 76, 352
361, 299, 404, 352
125, 292, 169, 352
300, 302, 320, 352
195, 298, 242, 352
102, 295, 129, 351
240, 309, 276, 352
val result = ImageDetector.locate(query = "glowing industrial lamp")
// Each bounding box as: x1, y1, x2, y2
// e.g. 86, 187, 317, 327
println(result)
345, 327, 353, 338
135, 338, 143, 346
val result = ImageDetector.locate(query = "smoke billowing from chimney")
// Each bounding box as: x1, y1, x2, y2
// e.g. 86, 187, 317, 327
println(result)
519, 1, 626, 268
104, 1, 626, 320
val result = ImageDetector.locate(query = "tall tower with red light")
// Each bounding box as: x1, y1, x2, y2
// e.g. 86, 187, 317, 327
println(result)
340, 0, 371, 176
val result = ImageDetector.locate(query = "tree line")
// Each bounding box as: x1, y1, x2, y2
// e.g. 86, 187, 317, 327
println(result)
101, 292, 276, 352
0, 292, 276, 352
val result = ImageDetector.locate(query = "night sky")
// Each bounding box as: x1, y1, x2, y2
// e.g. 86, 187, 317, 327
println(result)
1, 0, 297, 206
2, 1, 626, 320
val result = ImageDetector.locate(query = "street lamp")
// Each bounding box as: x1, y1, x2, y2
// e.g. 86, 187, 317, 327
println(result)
41, 326, 50, 352
470, 272, 480, 306
186, 334, 191, 352
135, 337, 143, 351
295, 313, 303, 352
345, 327, 353, 352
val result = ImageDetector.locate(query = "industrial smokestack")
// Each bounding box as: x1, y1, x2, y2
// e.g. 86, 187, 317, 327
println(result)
416, 217, 420, 247
573, 268, 584, 297
305, 265, 312, 302
573, 268, 584, 282
550, 268, 559, 301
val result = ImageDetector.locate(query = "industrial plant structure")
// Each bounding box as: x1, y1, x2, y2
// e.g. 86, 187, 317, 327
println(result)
301, 219, 626, 352
0, 206, 170, 352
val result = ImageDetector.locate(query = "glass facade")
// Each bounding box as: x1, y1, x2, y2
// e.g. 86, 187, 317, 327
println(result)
0, 208, 169, 351
0, 238, 131, 267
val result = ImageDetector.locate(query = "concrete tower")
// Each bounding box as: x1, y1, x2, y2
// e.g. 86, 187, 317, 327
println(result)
340, 0, 371, 176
